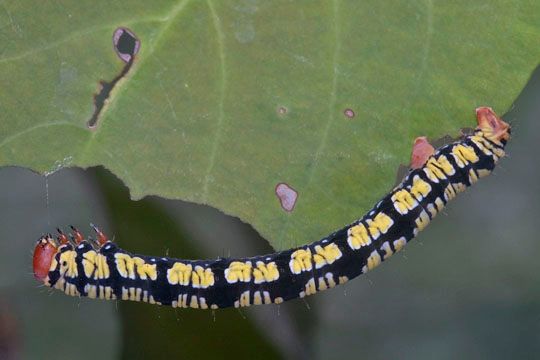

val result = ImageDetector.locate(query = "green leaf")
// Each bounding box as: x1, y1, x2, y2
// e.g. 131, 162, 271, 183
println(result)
1, 1, 539, 249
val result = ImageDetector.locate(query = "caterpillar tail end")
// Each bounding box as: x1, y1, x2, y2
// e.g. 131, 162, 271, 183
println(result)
475, 107, 511, 142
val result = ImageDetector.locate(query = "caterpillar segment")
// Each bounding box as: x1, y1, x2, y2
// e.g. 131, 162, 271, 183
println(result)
33, 107, 510, 309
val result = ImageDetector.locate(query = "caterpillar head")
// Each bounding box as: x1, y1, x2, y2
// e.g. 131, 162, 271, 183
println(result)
476, 107, 511, 143
32, 236, 58, 282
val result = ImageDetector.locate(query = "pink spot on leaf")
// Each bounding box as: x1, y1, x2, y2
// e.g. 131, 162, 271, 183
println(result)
275, 183, 298, 212
344, 108, 355, 118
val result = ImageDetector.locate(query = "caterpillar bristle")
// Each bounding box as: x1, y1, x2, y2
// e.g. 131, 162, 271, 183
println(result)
87, 236, 100, 249
69, 225, 84, 244
90, 223, 108, 245
56, 228, 70, 245
67, 233, 77, 246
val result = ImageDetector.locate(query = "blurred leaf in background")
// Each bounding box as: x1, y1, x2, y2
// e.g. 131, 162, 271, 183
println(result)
0, 167, 120, 359
0, 166, 313, 359
93, 168, 309, 359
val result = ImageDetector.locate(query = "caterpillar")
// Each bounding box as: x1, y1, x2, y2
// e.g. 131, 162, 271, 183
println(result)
33, 107, 511, 309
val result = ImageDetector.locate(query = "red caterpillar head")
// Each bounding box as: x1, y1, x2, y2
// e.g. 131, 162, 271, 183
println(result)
476, 107, 511, 143
32, 236, 58, 282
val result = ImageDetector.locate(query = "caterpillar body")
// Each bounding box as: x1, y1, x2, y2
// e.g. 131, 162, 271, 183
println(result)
33, 107, 511, 309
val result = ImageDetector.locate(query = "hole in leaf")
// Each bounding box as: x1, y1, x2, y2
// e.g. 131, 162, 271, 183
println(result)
87, 27, 140, 129
113, 27, 140, 63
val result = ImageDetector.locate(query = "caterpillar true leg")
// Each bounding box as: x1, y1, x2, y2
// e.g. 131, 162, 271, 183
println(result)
33, 107, 511, 309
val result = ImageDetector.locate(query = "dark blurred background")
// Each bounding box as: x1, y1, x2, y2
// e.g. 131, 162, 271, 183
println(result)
1, 69, 539, 359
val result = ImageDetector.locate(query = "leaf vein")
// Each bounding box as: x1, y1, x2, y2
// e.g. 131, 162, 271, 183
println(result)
201, 0, 227, 201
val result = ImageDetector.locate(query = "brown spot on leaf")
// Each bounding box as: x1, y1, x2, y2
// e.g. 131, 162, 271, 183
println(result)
275, 183, 298, 212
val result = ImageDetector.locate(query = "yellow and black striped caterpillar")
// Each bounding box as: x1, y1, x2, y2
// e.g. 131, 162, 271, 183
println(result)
33, 107, 511, 309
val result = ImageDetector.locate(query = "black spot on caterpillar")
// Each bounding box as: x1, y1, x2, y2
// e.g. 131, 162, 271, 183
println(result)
33, 107, 511, 309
